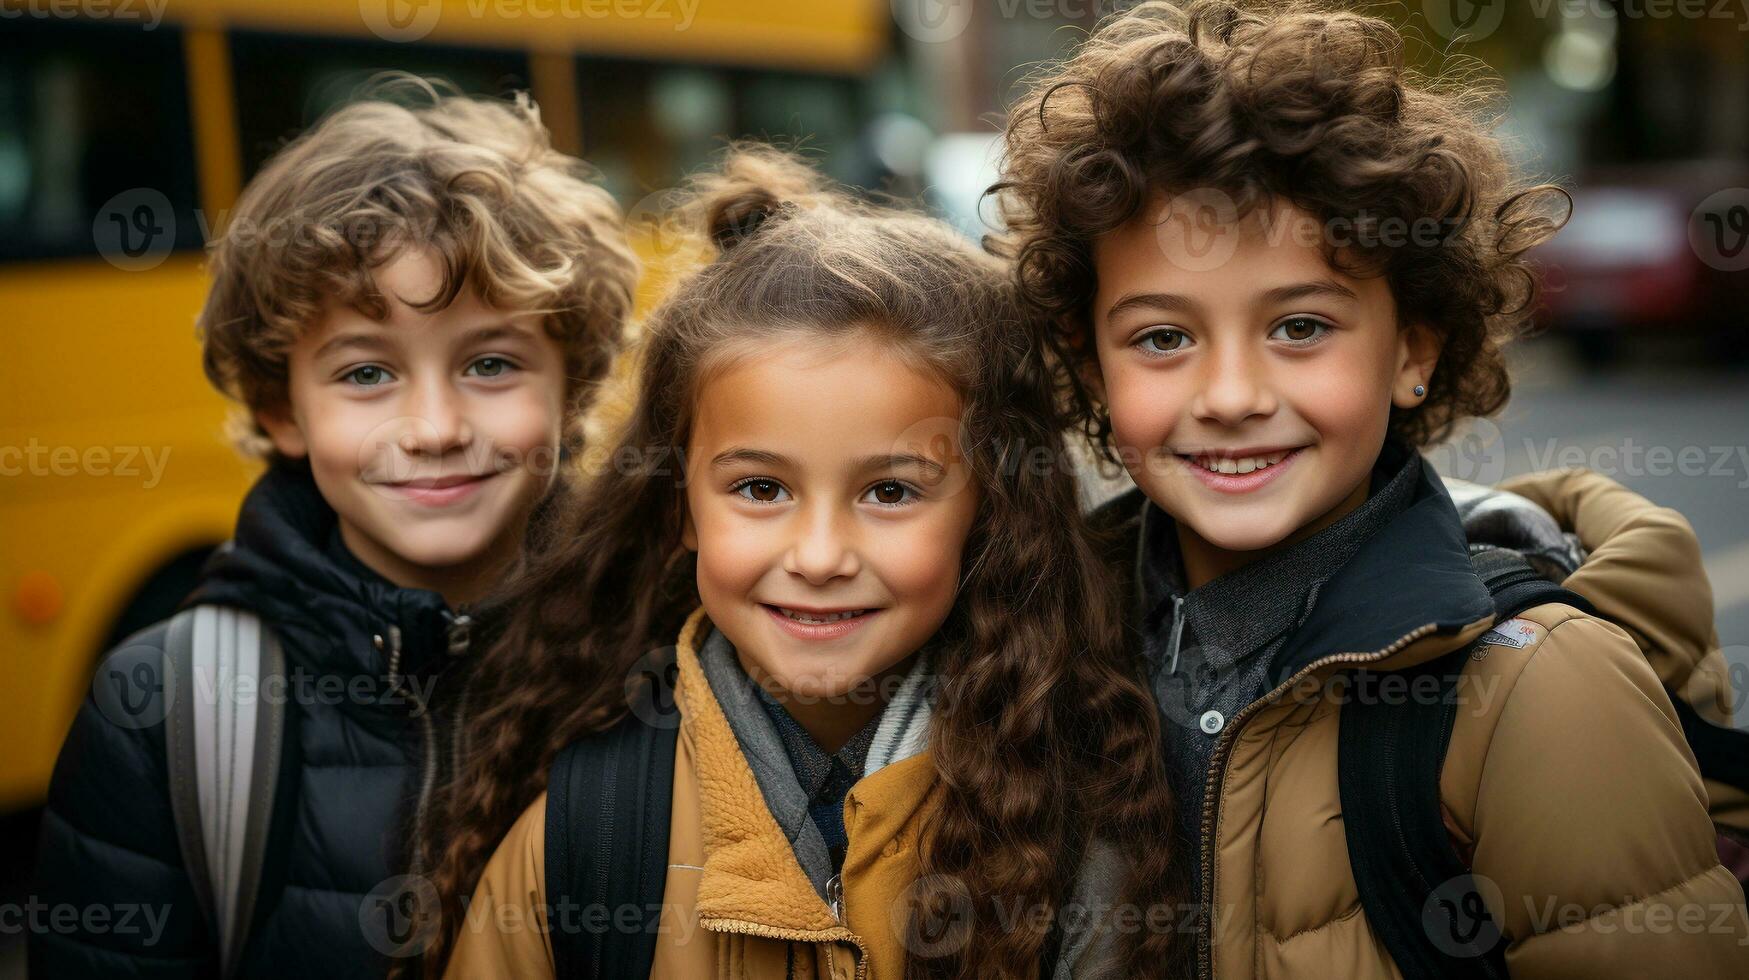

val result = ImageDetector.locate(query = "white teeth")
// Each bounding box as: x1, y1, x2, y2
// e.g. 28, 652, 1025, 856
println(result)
1189, 450, 1291, 475
778, 607, 866, 625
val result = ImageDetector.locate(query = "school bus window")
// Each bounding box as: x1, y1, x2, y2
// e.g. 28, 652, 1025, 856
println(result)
228, 32, 531, 180
0, 18, 201, 263
575, 57, 874, 203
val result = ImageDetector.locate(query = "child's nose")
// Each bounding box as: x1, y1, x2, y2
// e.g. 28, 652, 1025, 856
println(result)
401, 380, 474, 455
1190, 344, 1277, 426
782, 505, 861, 584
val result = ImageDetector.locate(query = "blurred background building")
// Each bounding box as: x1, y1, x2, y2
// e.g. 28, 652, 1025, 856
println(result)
1, 2, 1746, 973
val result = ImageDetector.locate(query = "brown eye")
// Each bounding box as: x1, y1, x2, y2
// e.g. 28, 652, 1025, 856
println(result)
735, 479, 788, 503
870, 481, 909, 506
1273, 317, 1328, 343
1140, 329, 1188, 354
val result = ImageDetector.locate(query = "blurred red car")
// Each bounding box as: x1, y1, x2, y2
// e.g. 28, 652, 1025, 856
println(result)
1533, 160, 1749, 363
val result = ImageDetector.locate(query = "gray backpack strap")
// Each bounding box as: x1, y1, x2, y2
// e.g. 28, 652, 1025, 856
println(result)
164, 605, 287, 979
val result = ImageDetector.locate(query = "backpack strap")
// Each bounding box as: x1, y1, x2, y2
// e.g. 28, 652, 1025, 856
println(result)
1670, 689, 1749, 792
1468, 547, 1749, 793
164, 605, 287, 980
546, 652, 680, 980
1339, 548, 1593, 980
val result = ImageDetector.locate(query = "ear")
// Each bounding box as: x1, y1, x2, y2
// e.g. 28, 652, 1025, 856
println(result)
1391, 322, 1441, 409
255, 401, 309, 460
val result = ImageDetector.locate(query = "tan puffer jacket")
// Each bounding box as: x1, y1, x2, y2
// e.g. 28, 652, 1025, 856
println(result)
443, 607, 944, 979
1095, 465, 1748, 979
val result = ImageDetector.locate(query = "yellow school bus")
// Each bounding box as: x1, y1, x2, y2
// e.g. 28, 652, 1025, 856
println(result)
0, 0, 891, 812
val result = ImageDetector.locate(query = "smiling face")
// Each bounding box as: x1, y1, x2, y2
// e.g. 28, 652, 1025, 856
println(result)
258, 248, 568, 604
681, 332, 979, 739
1092, 195, 1437, 585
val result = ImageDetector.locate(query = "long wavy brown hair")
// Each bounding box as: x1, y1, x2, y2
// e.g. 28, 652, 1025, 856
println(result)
994, 0, 1570, 453
412, 145, 1182, 978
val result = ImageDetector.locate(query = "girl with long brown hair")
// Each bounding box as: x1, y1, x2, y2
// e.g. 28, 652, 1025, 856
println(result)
415, 146, 1185, 979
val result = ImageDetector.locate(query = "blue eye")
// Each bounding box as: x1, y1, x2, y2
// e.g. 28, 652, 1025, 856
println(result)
732, 478, 790, 504
863, 480, 919, 507
466, 356, 513, 377
1271, 317, 1330, 344
345, 365, 392, 386
1136, 329, 1191, 355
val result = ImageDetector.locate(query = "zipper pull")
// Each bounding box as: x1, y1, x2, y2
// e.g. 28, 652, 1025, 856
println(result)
445, 610, 473, 658
384, 625, 405, 688
1166, 594, 1187, 676
825, 873, 844, 921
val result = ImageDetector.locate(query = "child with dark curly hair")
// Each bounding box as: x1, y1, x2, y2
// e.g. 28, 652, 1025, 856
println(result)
997, 1, 1748, 977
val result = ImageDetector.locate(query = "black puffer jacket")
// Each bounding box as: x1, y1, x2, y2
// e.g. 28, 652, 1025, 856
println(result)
31, 462, 484, 979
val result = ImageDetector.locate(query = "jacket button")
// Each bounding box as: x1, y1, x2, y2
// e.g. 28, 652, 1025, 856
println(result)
1199, 710, 1225, 735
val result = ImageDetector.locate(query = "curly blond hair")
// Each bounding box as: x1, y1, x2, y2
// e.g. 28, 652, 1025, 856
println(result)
198, 74, 638, 458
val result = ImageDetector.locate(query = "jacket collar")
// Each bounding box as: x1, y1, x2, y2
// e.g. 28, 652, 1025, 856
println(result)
1090, 452, 1500, 686
1265, 454, 1497, 683
186, 462, 467, 683
673, 608, 936, 953
1136, 443, 1421, 674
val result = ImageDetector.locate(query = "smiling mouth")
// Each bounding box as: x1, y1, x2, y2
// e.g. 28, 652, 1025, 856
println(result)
765, 605, 873, 625
1180, 448, 1298, 475
377, 472, 497, 505
385, 473, 493, 490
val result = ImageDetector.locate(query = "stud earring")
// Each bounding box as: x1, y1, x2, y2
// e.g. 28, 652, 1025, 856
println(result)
1413, 384, 1426, 398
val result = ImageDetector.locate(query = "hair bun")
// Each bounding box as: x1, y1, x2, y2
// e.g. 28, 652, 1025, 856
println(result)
708, 191, 793, 252
690, 143, 827, 254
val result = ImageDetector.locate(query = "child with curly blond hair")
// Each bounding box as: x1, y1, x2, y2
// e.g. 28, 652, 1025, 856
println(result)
33, 76, 637, 979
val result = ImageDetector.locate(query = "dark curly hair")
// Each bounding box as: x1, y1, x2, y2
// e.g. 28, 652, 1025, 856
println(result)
994, 0, 1570, 452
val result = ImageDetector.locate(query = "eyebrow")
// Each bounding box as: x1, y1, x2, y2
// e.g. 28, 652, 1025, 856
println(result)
457, 323, 537, 347
311, 322, 533, 361
312, 331, 391, 361
1105, 277, 1360, 320
709, 447, 946, 478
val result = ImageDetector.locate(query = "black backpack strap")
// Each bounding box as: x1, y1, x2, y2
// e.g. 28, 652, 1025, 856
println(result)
1670, 690, 1749, 791
1468, 546, 1597, 621
1339, 549, 1594, 979
546, 651, 680, 980
1473, 548, 1749, 788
